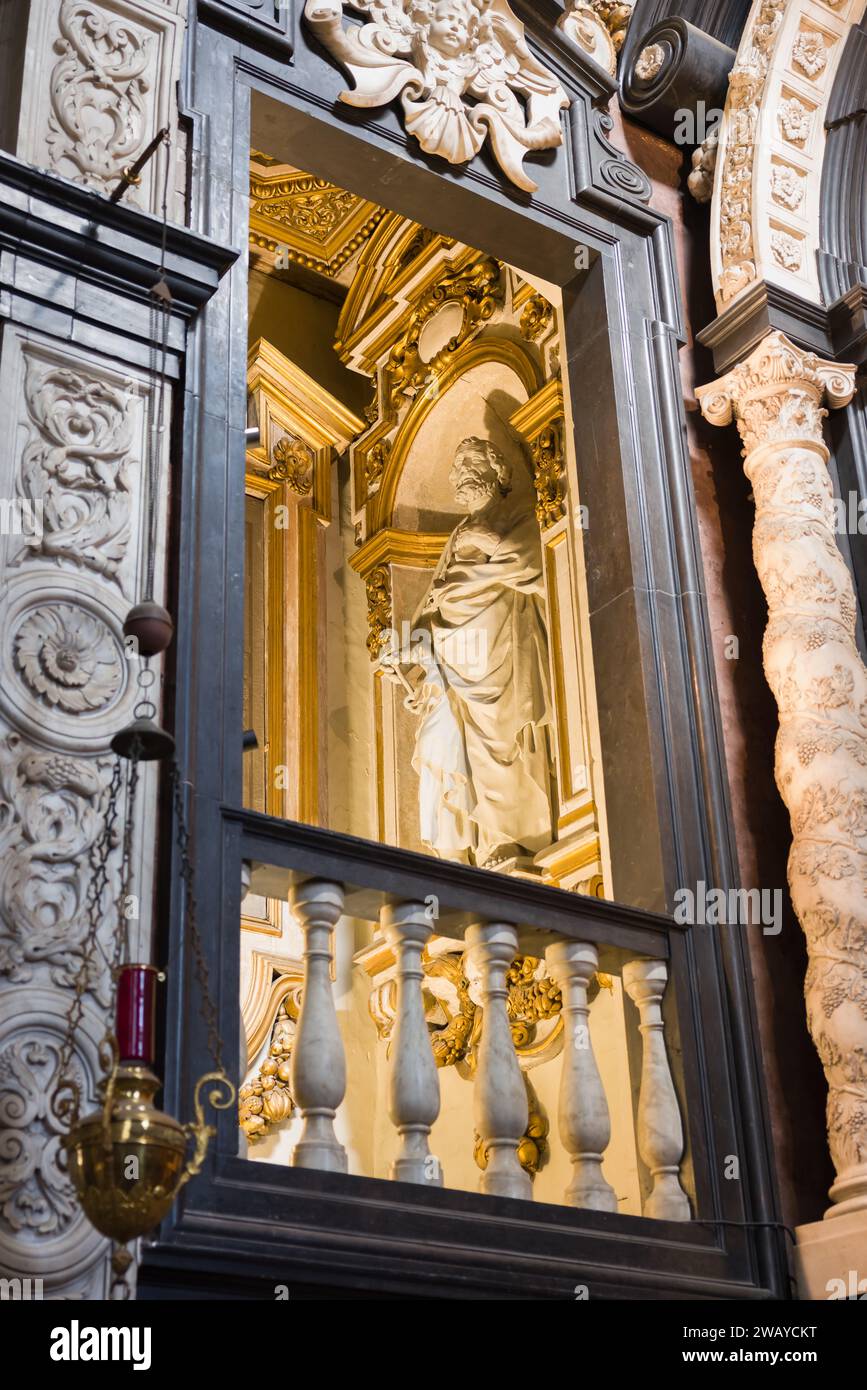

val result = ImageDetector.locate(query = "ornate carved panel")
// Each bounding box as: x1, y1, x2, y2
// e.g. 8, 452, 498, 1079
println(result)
0, 327, 170, 1294
709, 0, 867, 309
15, 0, 187, 217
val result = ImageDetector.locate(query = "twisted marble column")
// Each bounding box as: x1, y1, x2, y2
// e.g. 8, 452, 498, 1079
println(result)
697, 332, 866, 1218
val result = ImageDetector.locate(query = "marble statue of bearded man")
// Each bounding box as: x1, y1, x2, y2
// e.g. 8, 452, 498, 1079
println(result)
386, 437, 554, 868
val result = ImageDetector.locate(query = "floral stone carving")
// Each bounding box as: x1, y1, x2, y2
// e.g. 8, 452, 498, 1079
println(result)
303, 1, 569, 193
14, 604, 124, 714
0, 1036, 81, 1237
0, 733, 115, 1004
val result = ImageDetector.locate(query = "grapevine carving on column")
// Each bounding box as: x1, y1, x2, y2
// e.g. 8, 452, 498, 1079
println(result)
697, 331, 867, 1218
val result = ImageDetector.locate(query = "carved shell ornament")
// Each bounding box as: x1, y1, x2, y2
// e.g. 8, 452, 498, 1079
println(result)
303, 1, 570, 192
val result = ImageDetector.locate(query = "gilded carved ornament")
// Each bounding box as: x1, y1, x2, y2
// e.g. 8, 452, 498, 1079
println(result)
531, 420, 567, 530
249, 163, 385, 279
384, 255, 505, 411
269, 435, 314, 496
239, 999, 299, 1143
698, 333, 867, 1216
365, 565, 393, 660
303, 1, 570, 193
519, 292, 553, 343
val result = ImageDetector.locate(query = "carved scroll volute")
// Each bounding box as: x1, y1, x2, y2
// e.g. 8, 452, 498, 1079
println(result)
698, 332, 867, 1219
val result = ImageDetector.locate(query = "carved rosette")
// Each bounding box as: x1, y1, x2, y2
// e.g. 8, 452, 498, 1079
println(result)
519, 293, 554, 343
698, 333, 867, 1217
13, 604, 124, 713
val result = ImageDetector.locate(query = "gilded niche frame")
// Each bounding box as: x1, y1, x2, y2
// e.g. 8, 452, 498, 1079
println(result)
145, 0, 789, 1301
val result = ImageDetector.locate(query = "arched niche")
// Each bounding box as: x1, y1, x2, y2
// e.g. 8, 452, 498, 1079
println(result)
349, 329, 606, 890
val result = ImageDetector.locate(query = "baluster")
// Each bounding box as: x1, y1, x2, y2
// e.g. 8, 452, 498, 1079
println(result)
465, 922, 531, 1201
545, 940, 618, 1211
289, 879, 347, 1172
380, 902, 442, 1185
623, 959, 690, 1220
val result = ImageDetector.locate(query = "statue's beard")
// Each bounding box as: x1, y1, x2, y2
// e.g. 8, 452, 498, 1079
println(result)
455, 480, 496, 510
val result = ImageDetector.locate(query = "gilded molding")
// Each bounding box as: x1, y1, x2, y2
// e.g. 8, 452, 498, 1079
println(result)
249, 161, 386, 279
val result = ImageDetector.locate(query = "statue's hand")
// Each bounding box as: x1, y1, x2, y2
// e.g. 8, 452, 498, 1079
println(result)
421, 586, 441, 614
378, 653, 407, 685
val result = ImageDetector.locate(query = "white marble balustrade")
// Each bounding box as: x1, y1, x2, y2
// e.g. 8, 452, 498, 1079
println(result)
283, 879, 690, 1218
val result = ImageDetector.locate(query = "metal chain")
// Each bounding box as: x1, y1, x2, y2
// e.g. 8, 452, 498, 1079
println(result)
170, 762, 226, 1075
54, 759, 124, 1130
112, 744, 142, 987
144, 129, 173, 600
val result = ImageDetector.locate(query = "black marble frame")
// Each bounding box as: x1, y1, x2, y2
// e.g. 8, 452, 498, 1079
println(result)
133, 0, 790, 1299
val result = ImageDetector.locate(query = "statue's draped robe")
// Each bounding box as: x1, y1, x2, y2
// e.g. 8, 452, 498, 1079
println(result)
411, 497, 553, 864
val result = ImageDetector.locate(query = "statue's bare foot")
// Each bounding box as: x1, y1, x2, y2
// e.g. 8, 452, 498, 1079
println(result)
481, 844, 524, 869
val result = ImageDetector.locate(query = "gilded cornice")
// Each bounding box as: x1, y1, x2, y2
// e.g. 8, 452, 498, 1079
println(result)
249, 160, 385, 279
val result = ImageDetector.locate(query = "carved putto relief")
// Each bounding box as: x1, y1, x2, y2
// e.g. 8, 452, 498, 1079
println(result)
303, 1, 570, 192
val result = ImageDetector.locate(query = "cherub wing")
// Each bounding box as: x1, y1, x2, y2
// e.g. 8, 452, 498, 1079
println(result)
469, 4, 568, 101
304, 1, 419, 108
466, 4, 569, 192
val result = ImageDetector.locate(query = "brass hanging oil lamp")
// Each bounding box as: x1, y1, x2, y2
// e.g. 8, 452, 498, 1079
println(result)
54, 135, 234, 1292
56, 723, 235, 1286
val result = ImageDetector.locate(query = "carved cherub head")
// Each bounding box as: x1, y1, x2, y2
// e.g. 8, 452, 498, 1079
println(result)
450, 437, 513, 510
409, 0, 479, 60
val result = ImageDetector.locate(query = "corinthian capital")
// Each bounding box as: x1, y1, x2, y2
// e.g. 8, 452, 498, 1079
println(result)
696, 331, 856, 456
